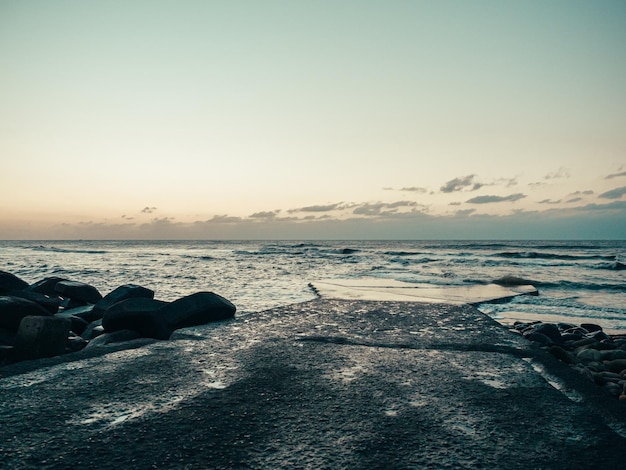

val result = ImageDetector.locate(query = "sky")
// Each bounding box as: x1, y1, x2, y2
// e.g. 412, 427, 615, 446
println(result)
1, 0, 625, 239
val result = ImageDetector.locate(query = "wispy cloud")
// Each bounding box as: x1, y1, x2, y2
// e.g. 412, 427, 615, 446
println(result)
544, 167, 570, 180
399, 186, 428, 193
538, 199, 561, 204
598, 186, 626, 200
440, 175, 483, 193
352, 201, 418, 216
141, 206, 157, 214
249, 210, 281, 219
466, 193, 526, 204
606, 171, 626, 180
493, 176, 519, 187
205, 215, 243, 223
288, 202, 352, 213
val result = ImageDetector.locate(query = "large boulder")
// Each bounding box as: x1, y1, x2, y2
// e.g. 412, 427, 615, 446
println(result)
25, 277, 68, 296
55, 312, 90, 335
55, 280, 102, 304
0, 327, 16, 346
93, 284, 155, 316
0, 271, 29, 294
60, 305, 100, 323
102, 298, 171, 340
0, 296, 53, 329
13, 315, 71, 361
7, 290, 59, 314
160, 291, 236, 330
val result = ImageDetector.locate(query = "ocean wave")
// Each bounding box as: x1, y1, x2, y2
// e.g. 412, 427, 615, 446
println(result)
29, 245, 108, 254
538, 280, 626, 292
495, 251, 615, 261
181, 254, 215, 261
593, 261, 626, 271
383, 251, 422, 256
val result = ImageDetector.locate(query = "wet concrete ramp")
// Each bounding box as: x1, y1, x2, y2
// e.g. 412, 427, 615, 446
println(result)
1, 299, 625, 469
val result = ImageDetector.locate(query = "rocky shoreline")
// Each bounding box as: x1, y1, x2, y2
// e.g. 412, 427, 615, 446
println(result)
0, 270, 235, 366
3, 267, 626, 407
511, 320, 626, 400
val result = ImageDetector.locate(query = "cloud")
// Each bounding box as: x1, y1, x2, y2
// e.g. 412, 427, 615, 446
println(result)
493, 176, 519, 187
606, 171, 626, 180
570, 200, 626, 212
449, 202, 461, 206
352, 201, 418, 216
529, 182, 547, 189
538, 199, 561, 204
566, 197, 582, 203
466, 193, 526, 204
568, 190, 594, 196
141, 206, 157, 214
544, 167, 570, 180
399, 186, 427, 193
440, 175, 483, 193
205, 215, 243, 223
288, 202, 350, 213
598, 186, 626, 200
456, 209, 476, 216
249, 210, 281, 219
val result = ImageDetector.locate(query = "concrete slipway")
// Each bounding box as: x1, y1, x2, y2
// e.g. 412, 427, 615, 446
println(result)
0, 280, 625, 469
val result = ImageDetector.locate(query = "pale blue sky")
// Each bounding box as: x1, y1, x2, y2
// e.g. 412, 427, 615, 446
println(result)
1, 0, 625, 239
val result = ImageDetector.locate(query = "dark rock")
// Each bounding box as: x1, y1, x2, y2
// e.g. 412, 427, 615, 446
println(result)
604, 359, 626, 373
586, 361, 606, 372
60, 297, 90, 310
81, 319, 104, 340
55, 312, 89, 335
25, 277, 68, 296
13, 316, 71, 361
66, 334, 89, 352
0, 345, 14, 364
604, 382, 622, 396
102, 298, 171, 340
594, 339, 617, 350
525, 332, 553, 346
0, 271, 29, 293
592, 372, 606, 385
341, 248, 359, 255
532, 323, 562, 344
564, 327, 589, 336
7, 290, 59, 314
492, 275, 535, 287
55, 281, 102, 304
600, 371, 622, 382
557, 322, 577, 331
588, 331, 610, 342
581, 323, 603, 333
561, 333, 583, 343
61, 305, 100, 323
570, 337, 597, 349
576, 348, 603, 363
549, 346, 577, 364
85, 329, 143, 347
0, 327, 16, 346
93, 284, 155, 316
0, 296, 53, 329
160, 291, 236, 330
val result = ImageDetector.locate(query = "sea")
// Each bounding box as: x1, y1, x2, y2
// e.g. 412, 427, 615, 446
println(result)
1, 240, 625, 334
